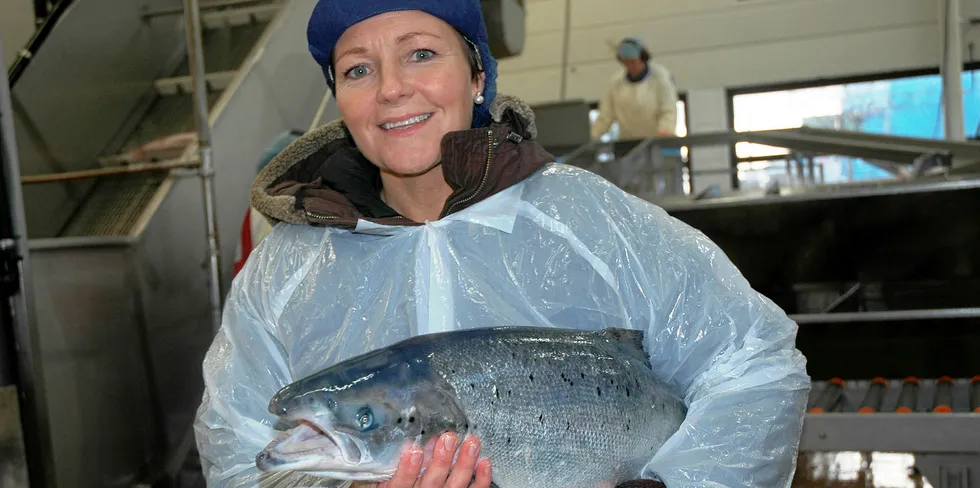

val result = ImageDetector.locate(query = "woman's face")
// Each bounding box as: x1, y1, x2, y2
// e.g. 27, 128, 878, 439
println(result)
333, 10, 485, 177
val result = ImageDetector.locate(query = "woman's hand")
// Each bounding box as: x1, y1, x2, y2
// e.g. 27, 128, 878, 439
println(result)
353, 433, 492, 488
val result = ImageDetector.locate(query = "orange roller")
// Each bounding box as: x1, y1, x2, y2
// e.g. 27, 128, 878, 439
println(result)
810, 378, 845, 414
933, 376, 954, 413
858, 377, 887, 414
971, 375, 980, 413
896, 377, 919, 413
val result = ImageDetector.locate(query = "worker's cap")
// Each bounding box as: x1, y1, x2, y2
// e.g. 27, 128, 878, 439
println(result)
306, 0, 497, 128
617, 37, 646, 60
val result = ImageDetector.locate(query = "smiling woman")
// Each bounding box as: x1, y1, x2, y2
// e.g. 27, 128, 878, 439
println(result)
330, 11, 487, 223
192, 0, 811, 487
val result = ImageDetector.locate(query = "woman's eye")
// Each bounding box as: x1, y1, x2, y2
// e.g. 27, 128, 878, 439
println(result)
411, 49, 435, 62
345, 65, 370, 79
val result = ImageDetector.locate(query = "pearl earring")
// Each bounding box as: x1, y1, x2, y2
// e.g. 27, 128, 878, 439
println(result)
474, 93, 484, 105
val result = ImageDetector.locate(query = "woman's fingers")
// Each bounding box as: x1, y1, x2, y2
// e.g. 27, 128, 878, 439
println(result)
378, 446, 424, 488
469, 459, 492, 488
417, 433, 458, 488
377, 435, 492, 488
443, 437, 483, 488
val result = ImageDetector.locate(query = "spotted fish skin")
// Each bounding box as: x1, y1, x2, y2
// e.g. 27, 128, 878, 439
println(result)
261, 327, 686, 488
421, 327, 686, 488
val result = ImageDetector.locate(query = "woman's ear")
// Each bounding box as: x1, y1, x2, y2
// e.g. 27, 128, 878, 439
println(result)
473, 71, 486, 98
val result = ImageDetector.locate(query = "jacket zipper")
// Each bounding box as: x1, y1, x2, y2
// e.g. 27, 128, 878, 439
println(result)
305, 210, 408, 221
304, 209, 340, 220
445, 129, 495, 216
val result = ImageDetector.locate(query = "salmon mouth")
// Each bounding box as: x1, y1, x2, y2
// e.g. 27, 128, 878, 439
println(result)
256, 419, 349, 472
255, 414, 404, 482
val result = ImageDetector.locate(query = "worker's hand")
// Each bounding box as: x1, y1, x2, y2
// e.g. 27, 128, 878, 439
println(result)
352, 433, 492, 488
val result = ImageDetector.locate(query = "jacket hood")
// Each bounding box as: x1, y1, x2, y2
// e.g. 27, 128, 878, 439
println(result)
251, 93, 554, 230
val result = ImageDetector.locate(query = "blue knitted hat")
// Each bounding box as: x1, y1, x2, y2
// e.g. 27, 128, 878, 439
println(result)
307, 0, 498, 129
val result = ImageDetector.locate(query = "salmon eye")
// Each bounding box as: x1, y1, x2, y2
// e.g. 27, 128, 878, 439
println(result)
355, 407, 374, 431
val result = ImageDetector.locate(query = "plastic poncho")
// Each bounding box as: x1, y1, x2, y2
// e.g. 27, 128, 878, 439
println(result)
194, 96, 810, 488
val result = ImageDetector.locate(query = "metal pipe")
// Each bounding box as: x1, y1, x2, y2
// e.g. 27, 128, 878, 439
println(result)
0, 41, 54, 488
933, 376, 953, 413
558, 0, 571, 100
809, 378, 844, 414
857, 377, 887, 413
20, 157, 201, 185
183, 0, 224, 334
895, 377, 919, 413
821, 282, 861, 313
941, 0, 965, 141
791, 307, 980, 324
308, 89, 333, 132
970, 376, 980, 413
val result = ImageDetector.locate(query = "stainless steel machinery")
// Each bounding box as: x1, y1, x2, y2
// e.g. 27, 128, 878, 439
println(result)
561, 130, 980, 487
1, 38, 46, 488
6, 0, 324, 486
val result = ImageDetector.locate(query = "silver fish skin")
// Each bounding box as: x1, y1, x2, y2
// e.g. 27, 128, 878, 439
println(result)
255, 326, 687, 488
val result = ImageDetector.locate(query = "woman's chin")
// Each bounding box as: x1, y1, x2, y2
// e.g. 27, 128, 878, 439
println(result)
379, 157, 442, 178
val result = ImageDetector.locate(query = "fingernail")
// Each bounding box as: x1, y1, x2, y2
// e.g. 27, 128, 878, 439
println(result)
410, 449, 423, 466
443, 433, 456, 451
484, 462, 491, 476
468, 440, 479, 457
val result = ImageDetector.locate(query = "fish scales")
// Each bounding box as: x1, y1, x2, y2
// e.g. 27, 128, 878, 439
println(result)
256, 327, 687, 488
426, 328, 686, 488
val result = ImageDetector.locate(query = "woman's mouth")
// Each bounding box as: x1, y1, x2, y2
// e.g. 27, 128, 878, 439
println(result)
380, 113, 432, 131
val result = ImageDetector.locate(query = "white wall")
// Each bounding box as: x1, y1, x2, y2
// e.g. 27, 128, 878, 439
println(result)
497, 0, 980, 105
0, 0, 35, 68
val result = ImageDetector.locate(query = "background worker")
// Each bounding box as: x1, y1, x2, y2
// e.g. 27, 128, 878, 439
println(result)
591, 37, 679, 141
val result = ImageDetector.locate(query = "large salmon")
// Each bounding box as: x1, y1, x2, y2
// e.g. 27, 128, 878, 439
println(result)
256, 327, 686, 487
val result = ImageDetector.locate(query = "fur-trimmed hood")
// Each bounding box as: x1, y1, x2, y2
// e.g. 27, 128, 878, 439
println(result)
250, 94, 554, 230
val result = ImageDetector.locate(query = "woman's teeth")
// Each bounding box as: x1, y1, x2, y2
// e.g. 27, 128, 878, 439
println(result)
381, 113, 431, 130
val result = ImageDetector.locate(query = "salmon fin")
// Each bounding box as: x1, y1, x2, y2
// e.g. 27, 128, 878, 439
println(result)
599, 328, 651, 368
615, 480, 667, 488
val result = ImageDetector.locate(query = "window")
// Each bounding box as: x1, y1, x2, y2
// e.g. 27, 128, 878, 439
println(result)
731, 68, 980, 190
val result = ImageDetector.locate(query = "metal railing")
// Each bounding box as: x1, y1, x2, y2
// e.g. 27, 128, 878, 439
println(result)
12, 0, 225, 333
6, 0, 75, 86
182, 0, 224, 334
562, 127, 980, 193
558, 128, 980, 327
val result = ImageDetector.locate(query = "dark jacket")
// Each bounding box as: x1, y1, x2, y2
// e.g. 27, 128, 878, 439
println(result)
250, 94, 555, 230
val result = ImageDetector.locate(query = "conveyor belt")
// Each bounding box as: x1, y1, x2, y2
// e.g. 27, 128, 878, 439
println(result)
808, 376, 980, 414
801, 376, 980, 454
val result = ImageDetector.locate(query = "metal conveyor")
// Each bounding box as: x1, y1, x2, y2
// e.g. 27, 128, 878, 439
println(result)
802, 376, 980, 488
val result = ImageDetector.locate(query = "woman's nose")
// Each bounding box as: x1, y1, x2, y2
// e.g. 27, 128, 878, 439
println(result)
377, 65, 412, 104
